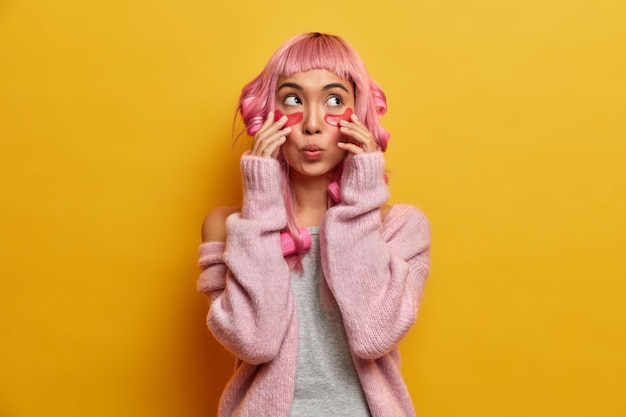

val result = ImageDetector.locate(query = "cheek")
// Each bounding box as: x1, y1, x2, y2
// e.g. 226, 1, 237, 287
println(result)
274, 109, 303, 127
324, 108, 353, 126
279, 138, 300, 165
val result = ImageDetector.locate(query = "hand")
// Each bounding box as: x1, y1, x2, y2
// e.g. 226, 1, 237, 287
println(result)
250, 112, 291, 159
337, 113, 380, 154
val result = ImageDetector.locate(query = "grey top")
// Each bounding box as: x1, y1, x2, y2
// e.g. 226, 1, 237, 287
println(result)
289, 227, 372, 417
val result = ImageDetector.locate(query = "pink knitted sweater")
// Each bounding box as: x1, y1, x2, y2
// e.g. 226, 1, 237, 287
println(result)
197, 152, 431, 417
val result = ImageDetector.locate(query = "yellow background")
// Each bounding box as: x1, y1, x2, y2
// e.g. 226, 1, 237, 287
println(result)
1, 0, 625, 416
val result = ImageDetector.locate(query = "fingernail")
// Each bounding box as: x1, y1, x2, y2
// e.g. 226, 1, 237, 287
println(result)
351, 113, 359, 121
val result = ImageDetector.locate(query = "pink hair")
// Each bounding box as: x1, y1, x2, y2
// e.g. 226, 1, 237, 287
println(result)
236, 32, 390, 269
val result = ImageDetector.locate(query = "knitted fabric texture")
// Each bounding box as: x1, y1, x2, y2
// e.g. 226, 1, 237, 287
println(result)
198, 152, 431, 417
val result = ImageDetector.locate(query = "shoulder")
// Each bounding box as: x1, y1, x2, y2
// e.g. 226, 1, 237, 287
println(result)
201, 205, 241, 243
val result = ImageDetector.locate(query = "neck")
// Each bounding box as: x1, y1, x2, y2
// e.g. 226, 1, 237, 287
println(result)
290, 171, 333, 227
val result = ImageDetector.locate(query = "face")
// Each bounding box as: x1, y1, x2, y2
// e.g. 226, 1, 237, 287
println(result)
275, 69, 355, 180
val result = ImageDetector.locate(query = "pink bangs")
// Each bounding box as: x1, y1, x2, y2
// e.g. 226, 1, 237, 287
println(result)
274, 34, 359, 82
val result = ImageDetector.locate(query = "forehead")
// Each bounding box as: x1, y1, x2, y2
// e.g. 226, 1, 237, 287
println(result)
277, 69, 353, 93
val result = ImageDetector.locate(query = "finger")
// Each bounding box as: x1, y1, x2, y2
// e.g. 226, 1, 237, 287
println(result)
251, 114, 273, 154
251, 114, 288, 155
260, 115, 288, 139
339, 122, 378, 152
252, 132, 285, 157
337, 140, 365, 155
262, 135, 287, 158
252, 126, 290, 157
261, 111, 275, 130
255, 113, 287, 140
270, 138, 285, 159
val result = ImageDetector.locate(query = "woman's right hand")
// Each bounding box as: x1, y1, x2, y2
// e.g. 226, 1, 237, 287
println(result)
249, 112, 291, 159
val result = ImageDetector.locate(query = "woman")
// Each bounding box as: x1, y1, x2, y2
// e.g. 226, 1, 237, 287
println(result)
198, 32, 431, 417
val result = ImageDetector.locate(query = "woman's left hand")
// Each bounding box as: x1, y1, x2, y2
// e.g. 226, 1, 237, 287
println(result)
337, 113, 380, 154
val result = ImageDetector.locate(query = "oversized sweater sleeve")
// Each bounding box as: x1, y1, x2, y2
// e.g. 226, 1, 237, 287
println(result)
319, 152, 431, 359
197, 155, 294, 364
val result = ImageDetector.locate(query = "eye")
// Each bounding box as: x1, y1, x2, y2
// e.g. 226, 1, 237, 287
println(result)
326, 95, 343, 107
283, 95, 302, 106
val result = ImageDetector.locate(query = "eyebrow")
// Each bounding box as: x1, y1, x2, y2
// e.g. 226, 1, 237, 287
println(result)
276, 82, 350, 93
323, 83, 350, 93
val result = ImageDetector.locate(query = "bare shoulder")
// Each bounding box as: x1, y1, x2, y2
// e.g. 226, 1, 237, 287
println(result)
201, 205, 240, 243
380, 204, 392, 222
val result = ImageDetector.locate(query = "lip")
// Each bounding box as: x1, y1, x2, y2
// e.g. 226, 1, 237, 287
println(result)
302, 145, 323, 160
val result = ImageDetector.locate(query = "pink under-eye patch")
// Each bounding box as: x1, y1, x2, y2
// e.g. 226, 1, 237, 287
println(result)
274, 110, 303, 127
274, 108, 354, 127
324, 108, 353, 126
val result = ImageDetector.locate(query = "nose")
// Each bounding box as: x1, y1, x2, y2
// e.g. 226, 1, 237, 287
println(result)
302, 106, 323, 135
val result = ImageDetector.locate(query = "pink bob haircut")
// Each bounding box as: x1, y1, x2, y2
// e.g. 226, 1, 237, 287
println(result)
238, 32, 390, 151
236, 32, 390, 269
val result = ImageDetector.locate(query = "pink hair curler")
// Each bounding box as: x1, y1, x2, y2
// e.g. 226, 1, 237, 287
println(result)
327, 181, 341, 203
280, 227, 312, 256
